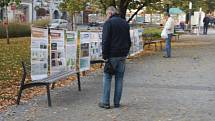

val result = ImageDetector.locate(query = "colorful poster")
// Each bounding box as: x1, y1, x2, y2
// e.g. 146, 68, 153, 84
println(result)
66, 31, 77, 72
50, 30, 66, 75
31, 27, 49, 81
90, 32, 102, 60
80, 32, 91, 71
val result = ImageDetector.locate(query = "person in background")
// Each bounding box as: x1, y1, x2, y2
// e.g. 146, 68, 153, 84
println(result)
163, 13, 174, 58
203, 14, 210, 35
99, 6, 131, 109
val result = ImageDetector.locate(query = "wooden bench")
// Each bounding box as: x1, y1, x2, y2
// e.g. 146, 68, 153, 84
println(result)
16, 62, 81, 107
143, 34, 164, 51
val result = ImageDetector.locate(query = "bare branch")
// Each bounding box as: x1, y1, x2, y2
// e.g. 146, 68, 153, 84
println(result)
127, 3, 146, 23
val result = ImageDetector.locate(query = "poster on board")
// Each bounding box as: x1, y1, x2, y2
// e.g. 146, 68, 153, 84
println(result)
129, 30, 135, 56
90, 32, 102, 60
133, 29, 140, 54
80, 32, 91, 71
31, 27, 49, 81
50, 30, 66, 75
66, 31, 77, 72
138, 29, 144, 52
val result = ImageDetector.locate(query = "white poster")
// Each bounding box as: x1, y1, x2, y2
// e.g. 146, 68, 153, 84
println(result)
80, 32, 91, 71
129, 30, 135, 56
50, 30, 66, 75
90, 32, 102, 60
66, 31, 77, 72
133, 29, 140, 54
31, 27, 49, 81
138, 29, 144, 52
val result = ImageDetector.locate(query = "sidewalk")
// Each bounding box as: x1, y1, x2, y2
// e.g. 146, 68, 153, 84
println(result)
1, 33, 215, 121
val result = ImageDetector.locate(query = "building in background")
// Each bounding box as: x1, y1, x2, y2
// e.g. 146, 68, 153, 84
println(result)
3, 0, 65, 23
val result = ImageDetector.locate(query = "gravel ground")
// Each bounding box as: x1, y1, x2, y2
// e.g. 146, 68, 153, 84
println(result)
1, 30, 215, 121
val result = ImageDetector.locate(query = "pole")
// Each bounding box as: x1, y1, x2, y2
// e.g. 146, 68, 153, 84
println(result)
166, 4, 169, 14
189, 2, 192, 32
32, 0, 33, 22
198, 8, 202, 36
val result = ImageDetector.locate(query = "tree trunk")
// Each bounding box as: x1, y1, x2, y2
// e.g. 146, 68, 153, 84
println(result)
6, 5, 9, 44
71, 14, 74, 31
119, 0, 128, 19
6, 26, 9, 44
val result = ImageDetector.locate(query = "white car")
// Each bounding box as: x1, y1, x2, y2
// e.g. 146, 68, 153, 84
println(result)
49, 19, 68, 29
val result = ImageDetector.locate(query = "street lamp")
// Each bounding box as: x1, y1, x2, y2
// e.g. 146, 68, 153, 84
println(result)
189, 1, 192, 31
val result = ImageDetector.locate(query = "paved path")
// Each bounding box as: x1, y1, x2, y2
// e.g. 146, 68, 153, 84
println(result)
1, 30, 215, 121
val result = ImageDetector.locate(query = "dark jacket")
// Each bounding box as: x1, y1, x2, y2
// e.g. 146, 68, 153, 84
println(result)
102, 15, 131, 59
203, 16, 210, 26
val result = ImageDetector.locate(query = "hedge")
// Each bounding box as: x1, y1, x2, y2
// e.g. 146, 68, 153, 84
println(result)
0, 23, 31, 39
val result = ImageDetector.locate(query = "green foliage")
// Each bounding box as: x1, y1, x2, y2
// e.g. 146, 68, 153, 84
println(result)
143, 27, 162, 38
32, 19, 50, 28
0, 0, 21, 7
0, 22, 31, 38
59, 0, 88, 15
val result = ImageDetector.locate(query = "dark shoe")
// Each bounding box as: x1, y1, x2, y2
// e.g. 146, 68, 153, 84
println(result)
163, 55, 170, 58
114, 104, 120, 108
98, 102, 110, 109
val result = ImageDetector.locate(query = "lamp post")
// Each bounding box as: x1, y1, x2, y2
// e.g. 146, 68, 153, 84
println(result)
189, 1, 192, 32
197, 8, 202, 36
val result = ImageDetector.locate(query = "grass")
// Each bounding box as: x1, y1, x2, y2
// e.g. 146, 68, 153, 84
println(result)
0, 37, 31, 111
0, 37, 31, 82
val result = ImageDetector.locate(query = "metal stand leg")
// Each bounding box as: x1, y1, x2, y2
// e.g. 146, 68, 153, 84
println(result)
77, 72, 81, 91
51, 82, 56, 89
46, 84, 52, 107
16, 87, 23, 105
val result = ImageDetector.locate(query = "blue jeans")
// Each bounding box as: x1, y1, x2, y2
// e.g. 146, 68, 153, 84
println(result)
101, 57, 126, 105
165, 34, 172, 57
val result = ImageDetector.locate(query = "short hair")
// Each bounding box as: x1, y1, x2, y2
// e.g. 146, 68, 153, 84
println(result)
164, 12, 170, 17
106, 6, 119, 15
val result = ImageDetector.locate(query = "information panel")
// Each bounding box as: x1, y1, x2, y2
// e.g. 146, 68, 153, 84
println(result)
80, 32, 91, 71
31, 27, 49, 81
50, 30, 66, 75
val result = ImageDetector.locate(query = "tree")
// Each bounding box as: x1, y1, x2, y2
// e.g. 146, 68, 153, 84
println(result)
59, 0, 89, 30
98, 0, 160, 23
0, 0, 21, 44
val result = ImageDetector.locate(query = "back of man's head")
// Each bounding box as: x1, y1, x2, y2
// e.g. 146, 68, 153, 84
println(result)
106, 6, 119, 15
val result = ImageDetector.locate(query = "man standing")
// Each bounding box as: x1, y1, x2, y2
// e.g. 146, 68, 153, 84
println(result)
163, 13, 174, 58
203, 14, 210, 35
99, 6, 131, 109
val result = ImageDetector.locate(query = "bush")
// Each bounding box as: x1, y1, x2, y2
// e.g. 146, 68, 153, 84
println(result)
0, 23, 31, 38
143, 27, 162, 39
32, 19, 50, 28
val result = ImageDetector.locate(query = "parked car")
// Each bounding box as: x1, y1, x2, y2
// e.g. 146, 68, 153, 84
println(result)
49, 19, 68, 29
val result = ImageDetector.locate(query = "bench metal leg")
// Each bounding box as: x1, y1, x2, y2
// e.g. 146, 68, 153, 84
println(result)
77, 72, 81, 91
46, 84, 52, 107
16, 87, 23, 105
51, 82, 56, 90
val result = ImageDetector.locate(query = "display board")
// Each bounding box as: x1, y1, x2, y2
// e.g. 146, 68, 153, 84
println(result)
80, 32, 91, 71
133, 29, 140, 54
50, 30, 66, 75
66, 31, 77, 72
31, 27, 49, 81
129, 29, 135, 56
138, 29, 144, 52
90, 32, 103, 60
